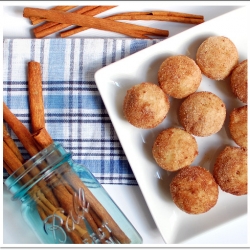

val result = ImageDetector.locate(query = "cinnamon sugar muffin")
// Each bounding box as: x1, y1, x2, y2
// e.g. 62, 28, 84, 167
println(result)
123, 82, 170, 129
152, 127, 198, 171
230, 60, 248, 104
170, 166, 219, 214
158, 55, 202, 99
229, 105, 247, 149
196, 36, 238, 80
213, 146, 247, 196
179, 91, 226, 136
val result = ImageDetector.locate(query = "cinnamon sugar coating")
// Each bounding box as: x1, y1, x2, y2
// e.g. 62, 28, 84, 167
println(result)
158, 55, 201, 99
179, 91, 226, 137
152, 127, 198, 171
229, 105, 247, 149
213, 146, 247, 196
170, 166, 219, 214
123, 82, 170, 129
230, 60, 248, 104
196, 36, 238, 80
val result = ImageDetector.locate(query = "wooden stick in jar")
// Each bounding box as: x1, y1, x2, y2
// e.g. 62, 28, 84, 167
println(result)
63, 171, 131, 244
30, 113, 130, 243
3, 142, 87, 244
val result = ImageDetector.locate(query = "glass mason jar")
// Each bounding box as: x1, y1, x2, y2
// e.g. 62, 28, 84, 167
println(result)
5, 142, 142, 244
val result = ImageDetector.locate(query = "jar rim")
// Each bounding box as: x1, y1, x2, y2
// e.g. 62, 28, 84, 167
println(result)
5, 143, 59, 186
4, 142, 71, 201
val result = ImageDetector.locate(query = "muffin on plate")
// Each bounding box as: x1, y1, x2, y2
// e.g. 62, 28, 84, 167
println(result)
229, 105, 247, 149
230, 59, 248, 104
196, 36, 238, 80
213, 146, 247, 196
179, 91, 226, 137
158, 55, 201, 99
123, 82, 170, 129
170, 166, 219, 214
152, 127, 198, 171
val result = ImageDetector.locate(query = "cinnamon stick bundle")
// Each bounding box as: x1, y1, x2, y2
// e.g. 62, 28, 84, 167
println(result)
23, 7, 169, 39
60, 9, 203, 37
60, 11, 204, 37
3, 140, 89, 243
59, 5, 117, 38
3, 103, 131, 243
3, 139, 59, 207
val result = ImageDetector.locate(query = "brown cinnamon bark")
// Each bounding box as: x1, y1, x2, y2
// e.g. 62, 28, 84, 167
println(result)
107, 15, 204, 24
28, 61, 46, 133
3, 141, 60, 207
29, 6, 78, 25
33, 127, 53, 149
58, 5, 117, 38
23, 7, 169, 39
151, 10, 204, 19
60, 9, 203, 38
33, 6, 100, 35
3, 123, 25, 163
3, 141, 90, 243
3, 102, 40, 156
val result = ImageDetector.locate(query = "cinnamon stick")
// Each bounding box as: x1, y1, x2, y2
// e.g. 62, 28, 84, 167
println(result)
3, 102, 40, 156
151, 10, 204, 19
59, 5, 117, 38
33, 127, 53, 149
107, 15, 204, 24
29, 6, 78, 25
3, 123, 24, 163
3, 161, 13, 175
61, 10, 203, 38
28, 61, 46, 133
23, 7, 169, 39
89, 207, 116, 242
33, 6, 100, 35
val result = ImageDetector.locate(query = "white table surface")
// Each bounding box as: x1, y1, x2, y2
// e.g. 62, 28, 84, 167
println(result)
2, 2, 249, 247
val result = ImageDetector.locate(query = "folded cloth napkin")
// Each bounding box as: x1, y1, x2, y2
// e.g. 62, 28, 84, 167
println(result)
3, 38, 161, 185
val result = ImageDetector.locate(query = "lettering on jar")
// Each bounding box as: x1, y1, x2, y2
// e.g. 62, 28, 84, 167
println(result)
42, 187, 119, 244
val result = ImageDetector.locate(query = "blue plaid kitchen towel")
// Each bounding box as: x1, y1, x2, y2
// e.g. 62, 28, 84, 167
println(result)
3, 38, 161, 185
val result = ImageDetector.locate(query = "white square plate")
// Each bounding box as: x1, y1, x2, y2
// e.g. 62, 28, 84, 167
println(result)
95, 7, 248, 244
